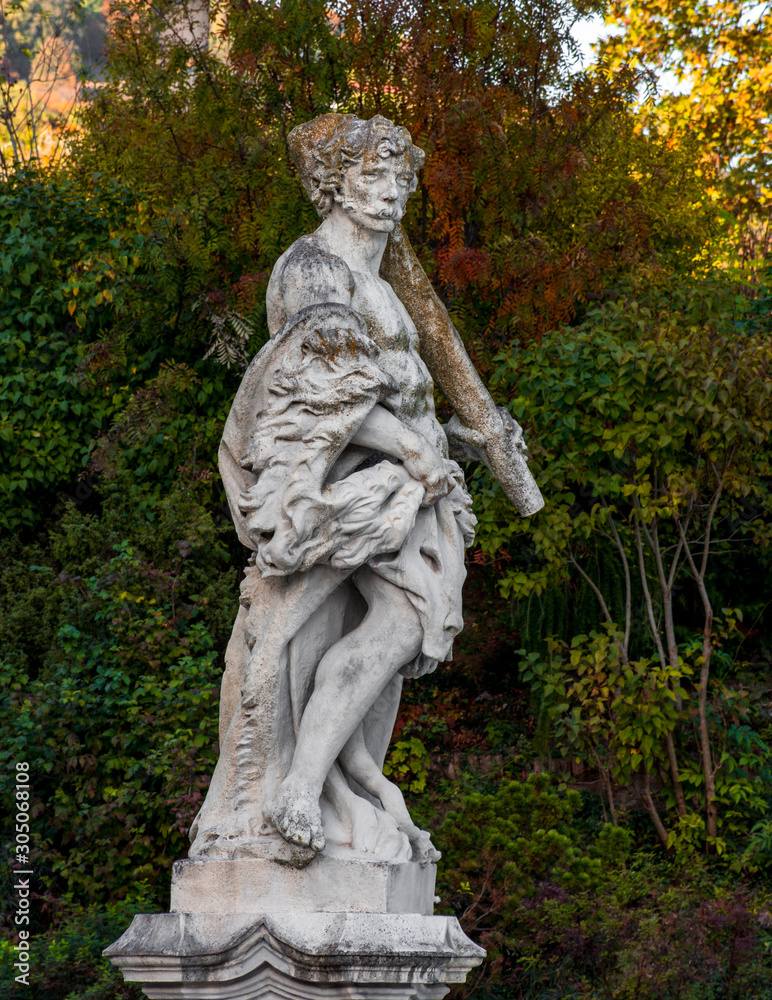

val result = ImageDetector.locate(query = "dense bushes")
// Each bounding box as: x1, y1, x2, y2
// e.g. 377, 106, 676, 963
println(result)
472, 275, 772, 851
0, 485, 237, 902
0, 885, 151, 1000
437, 776, 772, 999
0, 167, 261, 536
0, 170, 134, 532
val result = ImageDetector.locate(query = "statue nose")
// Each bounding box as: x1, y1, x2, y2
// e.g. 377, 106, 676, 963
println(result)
444, 611, 463, 637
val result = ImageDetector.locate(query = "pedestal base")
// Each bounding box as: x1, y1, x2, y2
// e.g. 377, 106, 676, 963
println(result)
104, 911, 485, 1000
171, 847, 437, 916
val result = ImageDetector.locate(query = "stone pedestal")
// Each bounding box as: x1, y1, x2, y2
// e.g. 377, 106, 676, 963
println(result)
105, 851, 484, 1000
170, 847, 437, 916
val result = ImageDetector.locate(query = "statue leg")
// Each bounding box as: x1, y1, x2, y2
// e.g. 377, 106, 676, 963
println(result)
338, 725, 441, 863
270, 571, 423, 851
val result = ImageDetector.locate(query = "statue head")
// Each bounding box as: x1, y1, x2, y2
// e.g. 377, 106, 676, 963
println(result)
288, 113, 425, 229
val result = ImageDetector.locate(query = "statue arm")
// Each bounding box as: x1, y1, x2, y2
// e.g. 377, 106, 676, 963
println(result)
380, 225, 544, 517
271, 238, 452, 507
351, 404, 451, 507
268, 240, 356, 333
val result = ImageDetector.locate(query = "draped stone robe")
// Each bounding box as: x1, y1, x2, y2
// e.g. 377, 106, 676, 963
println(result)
188, 302, 475, 864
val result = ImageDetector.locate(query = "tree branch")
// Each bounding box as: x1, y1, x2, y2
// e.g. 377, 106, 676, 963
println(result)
603, 501, 632, 662
641, 771, 670, 850
569, 553, 613, 623
633, 520, 667, 667
568, 552, 627, 663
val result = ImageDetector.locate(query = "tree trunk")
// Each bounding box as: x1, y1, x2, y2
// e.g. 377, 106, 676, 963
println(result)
641, 772, 670, 850
665, 732, 688, 818
698, 639, 718, 842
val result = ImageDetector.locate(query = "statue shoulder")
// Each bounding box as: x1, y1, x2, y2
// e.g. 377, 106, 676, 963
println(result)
266, 234, 355, 336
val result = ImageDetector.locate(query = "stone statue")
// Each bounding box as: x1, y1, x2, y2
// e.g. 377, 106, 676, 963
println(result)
106, 112, 543, 1000
187, 112, 543, 869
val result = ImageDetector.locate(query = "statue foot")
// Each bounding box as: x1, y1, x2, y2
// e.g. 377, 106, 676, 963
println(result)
270, 776, 325, 853
408, 828, 441, 865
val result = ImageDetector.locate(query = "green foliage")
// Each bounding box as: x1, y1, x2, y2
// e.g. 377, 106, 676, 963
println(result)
478, 275, 771, 601
473, 273, 772, 848
0, 2, 769, 998
520, 628, 772, 858
439, 774, 602, 924
520, 629, 685, 779
0, 168, 140, 531
383, 737, 431, 794
0, 484, 236, 900
0, 551, 220, 898
438, 775, 772, 999
0, 884, 151, 1000
0, 165, 264, 535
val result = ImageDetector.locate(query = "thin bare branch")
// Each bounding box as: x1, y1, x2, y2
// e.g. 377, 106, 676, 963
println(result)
569, 553, 613, 623
665, 731, 687, 818
641, 771, 670, 849
603, 501, 632, 662
700, 473, 724, 581
675, 511, 717, 839
633, 520, 667, 667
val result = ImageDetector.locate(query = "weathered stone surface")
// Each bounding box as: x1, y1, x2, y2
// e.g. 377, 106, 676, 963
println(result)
105, 911, 484, 999
104, 110, 548, 1000
171, 850, 437, 916
187, 112, 539, 868
381, 225, 544, 517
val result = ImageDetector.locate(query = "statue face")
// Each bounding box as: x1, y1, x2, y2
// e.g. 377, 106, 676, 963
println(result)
335, 150, 414, 233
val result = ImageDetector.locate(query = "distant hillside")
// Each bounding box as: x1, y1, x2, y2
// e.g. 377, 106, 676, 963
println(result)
1, 0, 107, 82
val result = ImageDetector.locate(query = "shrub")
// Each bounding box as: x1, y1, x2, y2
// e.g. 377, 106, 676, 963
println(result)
437, 775, 772, 999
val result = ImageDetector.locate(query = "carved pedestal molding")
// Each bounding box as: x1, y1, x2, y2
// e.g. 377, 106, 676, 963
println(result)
105, 910, 482, 1000
105, 854, 483, 1000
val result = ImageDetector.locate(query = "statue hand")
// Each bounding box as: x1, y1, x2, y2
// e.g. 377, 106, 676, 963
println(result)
401, 443, 454, 506
445, 409, 528, 463
351, 405, 453, 505
496, 406, 529, 460
444, 415, 486, 462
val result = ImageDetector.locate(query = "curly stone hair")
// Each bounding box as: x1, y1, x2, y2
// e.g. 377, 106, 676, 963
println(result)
288, 113, 426, 218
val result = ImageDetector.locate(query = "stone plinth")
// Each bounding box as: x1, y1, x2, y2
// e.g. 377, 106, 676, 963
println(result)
105, 855, 484, 1000
171, 848, 436, 917
105, 910, 483, 1000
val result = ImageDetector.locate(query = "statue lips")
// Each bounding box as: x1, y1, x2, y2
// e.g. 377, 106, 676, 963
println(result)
373, 205, 401, 220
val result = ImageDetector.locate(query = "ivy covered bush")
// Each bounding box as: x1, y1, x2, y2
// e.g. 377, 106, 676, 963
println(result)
0, 485, 237, 902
